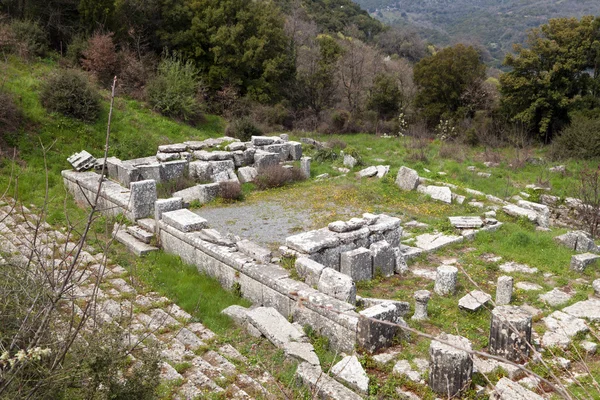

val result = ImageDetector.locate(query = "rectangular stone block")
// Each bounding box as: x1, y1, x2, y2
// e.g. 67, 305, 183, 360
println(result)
296, 257, 326, 287
358, 302, 406, 353
130, 179, 157, 220
162, 209, 208, 232
137, 163, 162, 182
154, 197, 183, 221
341, 247, 372, 282
236, 239, 272, 264
117, 162, 140, 188
286, 141, 303, 160
254, 151, 280, 171
571, 253, 600, 272
317, 268, 356, 304
370, 240, 395, 277
160, 160, 188, 181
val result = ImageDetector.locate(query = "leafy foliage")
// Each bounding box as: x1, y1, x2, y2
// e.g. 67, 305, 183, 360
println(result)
40, 69, 101, 122
551, 114, 600, 159
146, 54, 202, 122
413, 44, 487, 125
367, 73, 402, 119
9, 19, 49, 57
225, 117, 263, 142
81, 32, 119, 87
500, 16, 600, 141
159, 0, 294, 102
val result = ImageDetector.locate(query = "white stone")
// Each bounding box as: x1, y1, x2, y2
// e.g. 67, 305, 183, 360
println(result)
496, 276, 513, 305
393, 360, 422, 382
415, 233, 463, 252
499, 262, 538, 274
358, 166, 378, 178
571, 253, 600, 272
493, 377, 544, 399
434, 265, 458, 296
458, 290, 492, 311
331, 355, 369, 394
318, 268, 356, 304
562, 298, 600, 321
539, 288, 572, 307
296, 362, 362, 400
284, 342, 320, 366
343, 154, 357, 168
502, 204, 538, 223
161, 209, 208, 232
555, 231, 597, 253
418, 185, 452, 203
246, 307, 305, 347
375, 165, 390, 178
237, 166, 258, 183
449, 216, 484, 229
395, 166, 420, 191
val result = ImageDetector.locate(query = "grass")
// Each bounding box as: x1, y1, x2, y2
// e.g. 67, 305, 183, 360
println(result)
0, 55, 224, 224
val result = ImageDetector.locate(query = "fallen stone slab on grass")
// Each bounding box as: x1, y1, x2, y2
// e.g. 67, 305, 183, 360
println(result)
538, 288, 572, 307
449, 216, 484, 229
246, 307, 305, 347
515, 282, 542, 291
283, 342, 320, 366
492, 377, 544, 400
473, 357, 521, 380
331, 355, 369, 394
414, 233, 463, 252
396, 166, 420, 191
417, 185, 452, 203
542, 310, 588, 348
555, 230, 598, 253
562, 298, 600, 322
570, 253, 600, 272
499, 262, 538, 274
458, 290, 492, 311
295, 362, 363, 400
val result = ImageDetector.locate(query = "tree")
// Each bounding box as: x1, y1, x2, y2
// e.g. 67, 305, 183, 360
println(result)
413, 44, 487, 126
294, 34, 343, 116
500, 16, 600, 142
159, 0, 294, 103
367, 73, 402, 119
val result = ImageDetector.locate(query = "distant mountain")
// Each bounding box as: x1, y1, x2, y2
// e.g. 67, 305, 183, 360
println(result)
353, 0, 600, 67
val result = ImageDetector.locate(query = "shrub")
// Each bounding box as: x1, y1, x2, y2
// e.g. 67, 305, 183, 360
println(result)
326, 138, 347, 151
66, 34, 89, 66
40, 69, 101, 122
255, 165, 305, 190
9, 19, 48, 58
0, 91, 23, 137
146, 54, 202, 122
81, 32, 119, 87
0, 22, 17, 55
313, 148, 338, 162
551, 114, 600, 159
225, 117, 263, 142
219, 181, 243, 201
118, 49, 153, 99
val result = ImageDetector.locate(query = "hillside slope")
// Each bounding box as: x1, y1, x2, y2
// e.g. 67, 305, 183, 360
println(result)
353, 0, 600, 67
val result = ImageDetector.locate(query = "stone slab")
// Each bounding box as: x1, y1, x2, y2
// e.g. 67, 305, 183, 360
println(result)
414, 233, 463, 252
330, 355, 369, 394
286, 228, 340, 254
458, 290, 492, 311
162, 209, 208, 232
563, 298, 600, 321
295, 362, 363, 400
449, 216, 484, 229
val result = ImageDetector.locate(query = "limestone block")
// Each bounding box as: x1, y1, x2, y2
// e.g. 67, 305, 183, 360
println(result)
264, 143, 290, 161
393, 247, 408, 274
358, 166, 378, 178
300, 156, 311, 179
317, 268, 356, 304
370, 240, 395, 277
503, 204, 538, 223
449, 216, 484, 229
434, 265, 458, 296
415, 233, 463, 252
173, 183, 220, 205
236, 239, 272, 264
130, 180, 157, 220
251, 136, 279, 146
539, 288, 572, 306
331, 355, 369, 394
286, 228, 340, 254
193, 150, 233, 161
237, 166, 258, 183
376, 165, 390, 178
418, 185, 452, 203
496, 276, 513, 305
492, 377, 544, 400
295, 362, 363, 400
137, 163, 161, 181
231, 150, 245, 167
396, 166, 420, 190
189, 161, 212, 182
296, 257, 326, 287
162, 209, 208, 232
343, 154, 357, 168
117, 162, 140, 188
158, 143, 187, 153
341, 247, 372, 281
562, 298, 600, 321
67, 150, 96, 171
358, 302, 407, 353
226, 141, 246, 152
254, 151, 280, 171
570, 252, 600, 271
246, 307, 305, 347
160, 160, 188, 181
154, 197, 183, 222
490, 307, 532, 361
156, 152, 180, 162
429, 334, 473, 397
458, 290, 491, 311
555, 230, 597, 253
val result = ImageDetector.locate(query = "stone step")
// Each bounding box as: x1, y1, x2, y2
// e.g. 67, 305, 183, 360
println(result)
137, 218, 156, 232
127, 225, 154, 244
114, 230, 158, 256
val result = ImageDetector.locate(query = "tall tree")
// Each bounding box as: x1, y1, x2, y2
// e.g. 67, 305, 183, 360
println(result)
159, 0, 294, 103
500, 16, 600, 141
413, 44, 487, 126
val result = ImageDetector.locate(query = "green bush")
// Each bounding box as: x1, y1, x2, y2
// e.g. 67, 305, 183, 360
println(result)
0, 90, 23, 138
40, 69, 101, 122
9, 19, 48, 57
551, 114, 600, 159
225, 117, 263, 141
146, 54, 202, 123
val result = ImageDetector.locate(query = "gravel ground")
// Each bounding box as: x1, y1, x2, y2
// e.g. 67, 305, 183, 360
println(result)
194, 201, 314, 251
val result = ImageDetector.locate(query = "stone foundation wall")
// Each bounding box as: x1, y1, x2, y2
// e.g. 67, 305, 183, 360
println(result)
62, 170, 156, 221
159, 222, 360, 351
